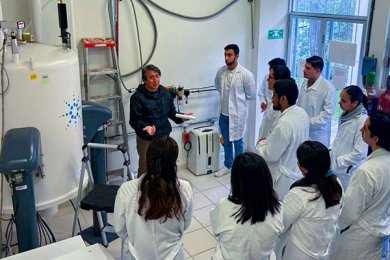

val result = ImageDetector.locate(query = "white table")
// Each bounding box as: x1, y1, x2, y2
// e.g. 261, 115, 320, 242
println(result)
4, 236, 115, 260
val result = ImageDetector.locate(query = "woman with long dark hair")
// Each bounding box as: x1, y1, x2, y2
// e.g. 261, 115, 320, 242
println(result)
114, 136, 193, 260
210, 152, 283, 260
330, 85, 368, 190
277, 141, 343, 260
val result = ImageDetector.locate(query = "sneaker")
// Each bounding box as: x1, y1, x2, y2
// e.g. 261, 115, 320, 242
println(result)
214, 167, 231, 177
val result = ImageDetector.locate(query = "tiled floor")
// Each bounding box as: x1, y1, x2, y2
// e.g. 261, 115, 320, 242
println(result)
177, 169, 276, 260
0, 103, 371, 259
3, 119, 344, 260
178, 169, 230, 259
89, 169, 229, 259
0, 169, 232, 259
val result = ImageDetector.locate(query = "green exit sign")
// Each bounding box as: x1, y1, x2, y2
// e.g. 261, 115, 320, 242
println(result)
268, 29, 284, 39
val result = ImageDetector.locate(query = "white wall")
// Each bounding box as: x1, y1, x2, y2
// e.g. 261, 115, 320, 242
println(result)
2, 0, 388, 173
1, 0, 76, 47
0, 0, 255, 172
1, 0, 29, 24
71, 0, 256, 171
249, 0, 289, 150
368, 0, 390, 88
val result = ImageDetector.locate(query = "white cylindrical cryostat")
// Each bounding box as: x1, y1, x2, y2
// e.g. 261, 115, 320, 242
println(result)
0, 43, 85, 214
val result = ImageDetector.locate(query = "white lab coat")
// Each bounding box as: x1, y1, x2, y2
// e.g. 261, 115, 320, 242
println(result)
114, 178, 193, 260
258, 103, 281, 139
210, 198, 284, 260
257, 74, 273, 104
277, 186, 342, 260
332, 148, 390, 259
329, 223, 384, 260
256, 105, 309, 199
330, 113, 367, 190
215, 64, 256, 141
297, 76, 336, 147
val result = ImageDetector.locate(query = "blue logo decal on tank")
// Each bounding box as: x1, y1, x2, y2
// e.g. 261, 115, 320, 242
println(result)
60, 94, 81, 129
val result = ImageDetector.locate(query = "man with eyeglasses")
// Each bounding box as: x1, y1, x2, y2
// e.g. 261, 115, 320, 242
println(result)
258, 58, 286, 112
258, 65, 292, 139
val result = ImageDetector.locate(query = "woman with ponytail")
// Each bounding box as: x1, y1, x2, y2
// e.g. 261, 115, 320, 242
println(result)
114, 136, 193, 260
276, 141, 343, 260
330, 85, 368, 190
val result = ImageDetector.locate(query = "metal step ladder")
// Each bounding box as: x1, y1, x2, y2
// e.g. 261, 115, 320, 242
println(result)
81, 38, 130, 179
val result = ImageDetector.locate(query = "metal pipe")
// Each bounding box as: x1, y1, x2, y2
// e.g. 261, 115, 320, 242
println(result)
365, 0, 376, 56
31, 0, 43, 42
11, 31, 19, 63
0, 1, 3, 21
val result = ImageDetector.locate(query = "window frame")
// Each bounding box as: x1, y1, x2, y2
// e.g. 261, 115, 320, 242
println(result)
287, 1, 369, 86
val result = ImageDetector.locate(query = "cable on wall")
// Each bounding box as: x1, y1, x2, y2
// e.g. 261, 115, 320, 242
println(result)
129, 0, 144, 70
115, 0, 242, 85
0, 35, 8, 255
115, 0, 158, 80
144, 0, 239, 20
107, 0, 133, 92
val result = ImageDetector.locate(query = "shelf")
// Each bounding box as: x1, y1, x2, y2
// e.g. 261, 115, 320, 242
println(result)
82, 38, 116, 48
107, 119, 125, 126
90, 94, 122, 102
88, 68, 118, 76
107, 168, 124, 177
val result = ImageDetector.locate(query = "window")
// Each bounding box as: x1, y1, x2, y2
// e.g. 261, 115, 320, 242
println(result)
287, 0, 370, 87
288, 0, 370, 134
291, 0, 369, 16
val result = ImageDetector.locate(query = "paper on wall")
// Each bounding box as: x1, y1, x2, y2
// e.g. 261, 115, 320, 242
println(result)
328, 41, 357, 66
332, 66, 348, 89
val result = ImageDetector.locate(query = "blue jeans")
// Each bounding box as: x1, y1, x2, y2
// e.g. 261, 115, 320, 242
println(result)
219, 114, 244, 168
383, 235, 389, 259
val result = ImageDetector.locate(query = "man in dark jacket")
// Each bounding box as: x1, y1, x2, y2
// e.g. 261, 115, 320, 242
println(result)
130, 64, 184, 177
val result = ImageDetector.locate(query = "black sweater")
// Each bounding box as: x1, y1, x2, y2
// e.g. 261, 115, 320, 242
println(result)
129, 84, 183, 141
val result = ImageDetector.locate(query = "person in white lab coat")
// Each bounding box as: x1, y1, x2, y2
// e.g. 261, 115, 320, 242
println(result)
214, 44, 256, 177
258, 65, 291, 139
331, 111, 390, 260
114, 136, 193, 260
297, 56, 337, 147
210, 152, 284, 260
277, 141, 343, 260
256, 79, 309, 199
330, 85, 368, 190
258, 58, 286, 112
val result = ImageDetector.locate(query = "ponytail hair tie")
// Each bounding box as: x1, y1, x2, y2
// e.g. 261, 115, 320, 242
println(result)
325, 170, 334, 177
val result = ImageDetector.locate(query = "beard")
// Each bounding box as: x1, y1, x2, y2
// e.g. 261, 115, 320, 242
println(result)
273, 105, 281, 111
225, 60, 235, 66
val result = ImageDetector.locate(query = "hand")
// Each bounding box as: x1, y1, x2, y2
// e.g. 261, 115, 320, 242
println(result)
143, 125, 156, 136
182, 112, 193, 122
260, 102, 267, 111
